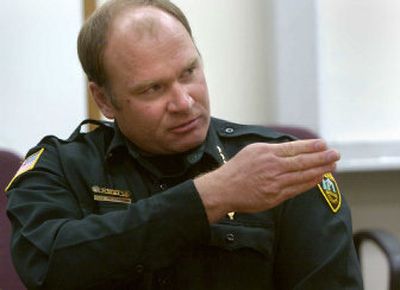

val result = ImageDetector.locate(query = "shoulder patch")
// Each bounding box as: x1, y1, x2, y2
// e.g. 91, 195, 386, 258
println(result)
5, 148, 45, 192
317, 173, 342, 213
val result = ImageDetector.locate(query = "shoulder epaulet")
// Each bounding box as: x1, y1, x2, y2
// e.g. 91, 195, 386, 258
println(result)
211, 118, 296, 141
66, 119, 114, 142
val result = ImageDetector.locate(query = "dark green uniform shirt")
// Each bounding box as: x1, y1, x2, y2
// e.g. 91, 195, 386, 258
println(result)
6, 118, 363, 290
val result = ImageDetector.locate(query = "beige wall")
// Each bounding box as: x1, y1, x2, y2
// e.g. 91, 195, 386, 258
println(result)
338, 171, 400, 290
338, 171, 400, 239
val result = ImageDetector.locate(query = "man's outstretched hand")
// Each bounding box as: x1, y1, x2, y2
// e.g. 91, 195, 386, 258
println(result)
194, 139, 340, 223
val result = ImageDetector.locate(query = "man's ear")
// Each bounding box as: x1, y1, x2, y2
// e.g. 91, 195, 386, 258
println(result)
89, 82, 115, 119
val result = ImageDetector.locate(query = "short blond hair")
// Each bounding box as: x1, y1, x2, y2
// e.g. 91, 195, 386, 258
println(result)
77, 0, 193, 87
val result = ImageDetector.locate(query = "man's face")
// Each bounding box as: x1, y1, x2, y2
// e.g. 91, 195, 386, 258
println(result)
94, 7, 210, 155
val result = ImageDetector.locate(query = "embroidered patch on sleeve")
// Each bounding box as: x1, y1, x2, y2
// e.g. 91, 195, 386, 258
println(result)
5, 148, 45, 192
317, 172, 342, 213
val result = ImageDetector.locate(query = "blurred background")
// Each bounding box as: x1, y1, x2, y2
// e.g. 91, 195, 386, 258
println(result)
1, 1, 399, 289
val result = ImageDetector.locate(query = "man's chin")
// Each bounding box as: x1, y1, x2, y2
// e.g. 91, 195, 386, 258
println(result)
173, 141, 203, 154
168, 135, 207, 154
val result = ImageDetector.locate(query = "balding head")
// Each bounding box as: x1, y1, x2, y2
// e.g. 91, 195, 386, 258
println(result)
77, 0, 193, 87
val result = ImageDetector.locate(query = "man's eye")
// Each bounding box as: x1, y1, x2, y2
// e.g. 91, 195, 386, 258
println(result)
142, 84, 162, 95
181, 66, 196, 80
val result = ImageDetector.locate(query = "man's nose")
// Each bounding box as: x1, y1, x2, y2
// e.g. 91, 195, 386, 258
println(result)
167, 83, 194, 112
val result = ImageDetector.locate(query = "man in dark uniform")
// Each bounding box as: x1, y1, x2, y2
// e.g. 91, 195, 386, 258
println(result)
6, 0, 363, 289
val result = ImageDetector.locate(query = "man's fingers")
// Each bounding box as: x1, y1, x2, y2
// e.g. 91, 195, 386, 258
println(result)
264, 175, 324, 208
279, 176, 326, 202
272, 139, 328, 157
283, 149, 340, 172
278, 163, 336, 189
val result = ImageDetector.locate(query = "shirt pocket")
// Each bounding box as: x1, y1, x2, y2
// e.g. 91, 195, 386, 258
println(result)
208, 216, 275, 258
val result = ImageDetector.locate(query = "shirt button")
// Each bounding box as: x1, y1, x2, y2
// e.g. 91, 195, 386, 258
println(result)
158, 277, 168, 286
225, 233, 235, 243
225, 127, 234, 134
135, 264, 144, 274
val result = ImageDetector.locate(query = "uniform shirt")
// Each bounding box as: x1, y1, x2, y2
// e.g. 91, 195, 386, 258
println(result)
6, 118, 363, 290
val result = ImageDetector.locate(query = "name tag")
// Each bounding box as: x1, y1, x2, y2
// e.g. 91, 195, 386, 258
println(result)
92, 185, 132, 204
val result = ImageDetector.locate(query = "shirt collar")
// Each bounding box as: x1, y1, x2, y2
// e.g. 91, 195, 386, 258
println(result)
105, 119, 225, 176
105, 122, 127, 160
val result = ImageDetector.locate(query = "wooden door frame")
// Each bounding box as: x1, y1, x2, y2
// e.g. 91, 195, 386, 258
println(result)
83, 0, 101, 121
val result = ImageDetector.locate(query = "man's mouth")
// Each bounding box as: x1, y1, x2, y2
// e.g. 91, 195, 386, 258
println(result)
169, 117, 200, 134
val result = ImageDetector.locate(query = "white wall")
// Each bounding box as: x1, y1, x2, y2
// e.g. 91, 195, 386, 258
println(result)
0, 1, 86, 156
317, 0, 400, 171
274, 0, 400, 172
273, 0, 319, 131
318, 0, 400, 144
